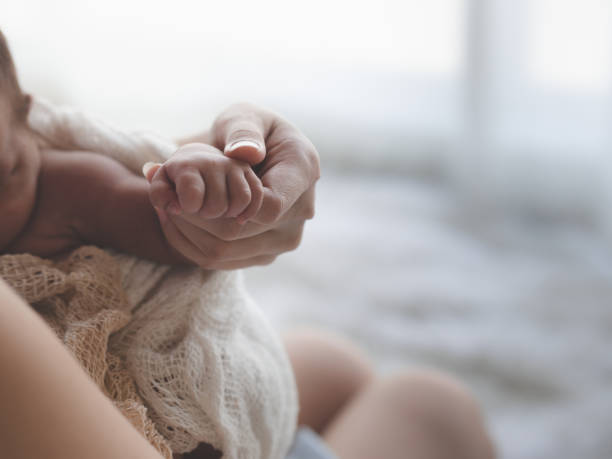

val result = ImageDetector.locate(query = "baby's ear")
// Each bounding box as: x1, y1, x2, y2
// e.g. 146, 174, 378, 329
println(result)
16, 93, 31, 120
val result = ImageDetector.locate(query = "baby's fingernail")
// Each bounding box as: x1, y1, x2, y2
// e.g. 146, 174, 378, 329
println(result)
236, 216, 248, 225
224, 140, 262, 153
168, 202, 181, 215
142, 162, 156, 178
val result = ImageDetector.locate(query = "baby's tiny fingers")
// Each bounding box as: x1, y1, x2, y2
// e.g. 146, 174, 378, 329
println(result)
236, 168, 264, 224
199, 171, 229, 219
149, 166, 179, 212
225, 168, 252, 218
142, 162, 162, 183
175, 168, 206, 214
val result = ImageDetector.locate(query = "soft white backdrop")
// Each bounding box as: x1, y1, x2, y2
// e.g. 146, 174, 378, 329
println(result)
4, 0, 611, 225
2, 1, 612, 458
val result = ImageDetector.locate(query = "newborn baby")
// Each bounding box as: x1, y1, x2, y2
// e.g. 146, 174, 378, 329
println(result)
0, 31, 297, 458
1, 95, 263, 259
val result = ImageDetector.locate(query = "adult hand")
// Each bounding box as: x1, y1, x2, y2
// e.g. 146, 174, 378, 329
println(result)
146, 103, 320, 270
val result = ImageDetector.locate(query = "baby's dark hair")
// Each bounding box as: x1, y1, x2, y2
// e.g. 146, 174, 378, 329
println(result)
0, 30, 31, 121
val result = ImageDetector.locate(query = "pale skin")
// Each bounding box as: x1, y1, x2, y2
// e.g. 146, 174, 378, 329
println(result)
1, 87, 318, 268
0, 282, 496, 459
0, 39, 495, 458
146, 142, 265, 224
0, 97, 278, 265
0, 109, 496, 458
0, 277, 165, 459
148, 103, 319, 270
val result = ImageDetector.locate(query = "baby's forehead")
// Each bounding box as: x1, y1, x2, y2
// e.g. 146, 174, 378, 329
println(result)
0, 32, 19, 139
0, 65, 18, 104
0, 94, 13, 142
0, 32, 21, 104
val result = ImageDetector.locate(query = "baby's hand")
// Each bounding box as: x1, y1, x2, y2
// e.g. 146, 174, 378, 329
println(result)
146, 143, 264, 224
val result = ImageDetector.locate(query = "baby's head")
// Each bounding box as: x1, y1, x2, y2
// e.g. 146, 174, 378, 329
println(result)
0, 30, 41, 252
0, 31, 31, 126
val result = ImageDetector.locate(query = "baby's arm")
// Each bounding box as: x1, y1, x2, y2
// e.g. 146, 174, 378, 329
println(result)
148, 143, 263, 225
8, 149, 190, 264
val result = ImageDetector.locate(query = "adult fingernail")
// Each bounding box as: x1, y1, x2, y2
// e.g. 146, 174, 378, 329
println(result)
224, 140, 262, 153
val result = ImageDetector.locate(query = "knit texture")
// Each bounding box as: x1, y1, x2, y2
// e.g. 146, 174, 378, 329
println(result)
0, 247, 174, 459
2, 99, 299, 458
110, 252, 298, 458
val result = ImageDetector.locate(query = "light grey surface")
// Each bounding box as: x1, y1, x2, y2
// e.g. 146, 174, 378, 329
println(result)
245, 171, 612, 459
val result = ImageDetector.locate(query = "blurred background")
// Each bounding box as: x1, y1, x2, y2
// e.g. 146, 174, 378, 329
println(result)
3, 0, 612, 457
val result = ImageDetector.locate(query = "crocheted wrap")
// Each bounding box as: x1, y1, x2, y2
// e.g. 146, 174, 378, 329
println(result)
0, 99, 299, 458
0, 248, 174, 458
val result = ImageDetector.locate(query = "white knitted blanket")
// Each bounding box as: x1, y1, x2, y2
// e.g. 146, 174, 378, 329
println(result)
27, 99, 299, 458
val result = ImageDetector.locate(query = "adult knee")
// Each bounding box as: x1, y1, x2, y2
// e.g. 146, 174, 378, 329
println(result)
285, 328, 375, 393
376, 369, 496, 459
284, 328, 375, 431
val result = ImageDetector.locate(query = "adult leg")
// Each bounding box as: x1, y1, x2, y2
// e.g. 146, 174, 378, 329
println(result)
284, 329, 495, 459
283, 328, 375, 433
0, 278, 164, 459
179, 328, 367, 459
323, 370, 496, 459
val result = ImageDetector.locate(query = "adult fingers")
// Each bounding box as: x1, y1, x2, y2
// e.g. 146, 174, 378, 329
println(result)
154, 208, 212, 267
252, 126, 320, 225
213, 106, 267, 165
175, 185, 314, 241
171, 216, 305, 262
157, 210, 278, 270
282, 184, 316, 221
254, 157, 318, 225
212, 255, 277, 270
173, 214, 265, 241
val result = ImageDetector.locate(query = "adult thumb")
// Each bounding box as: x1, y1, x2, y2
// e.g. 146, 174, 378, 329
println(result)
221, 119, 267, 166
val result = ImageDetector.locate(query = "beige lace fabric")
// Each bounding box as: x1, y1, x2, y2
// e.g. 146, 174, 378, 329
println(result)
1, 99, 299, 458
0, 248, 174, 458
